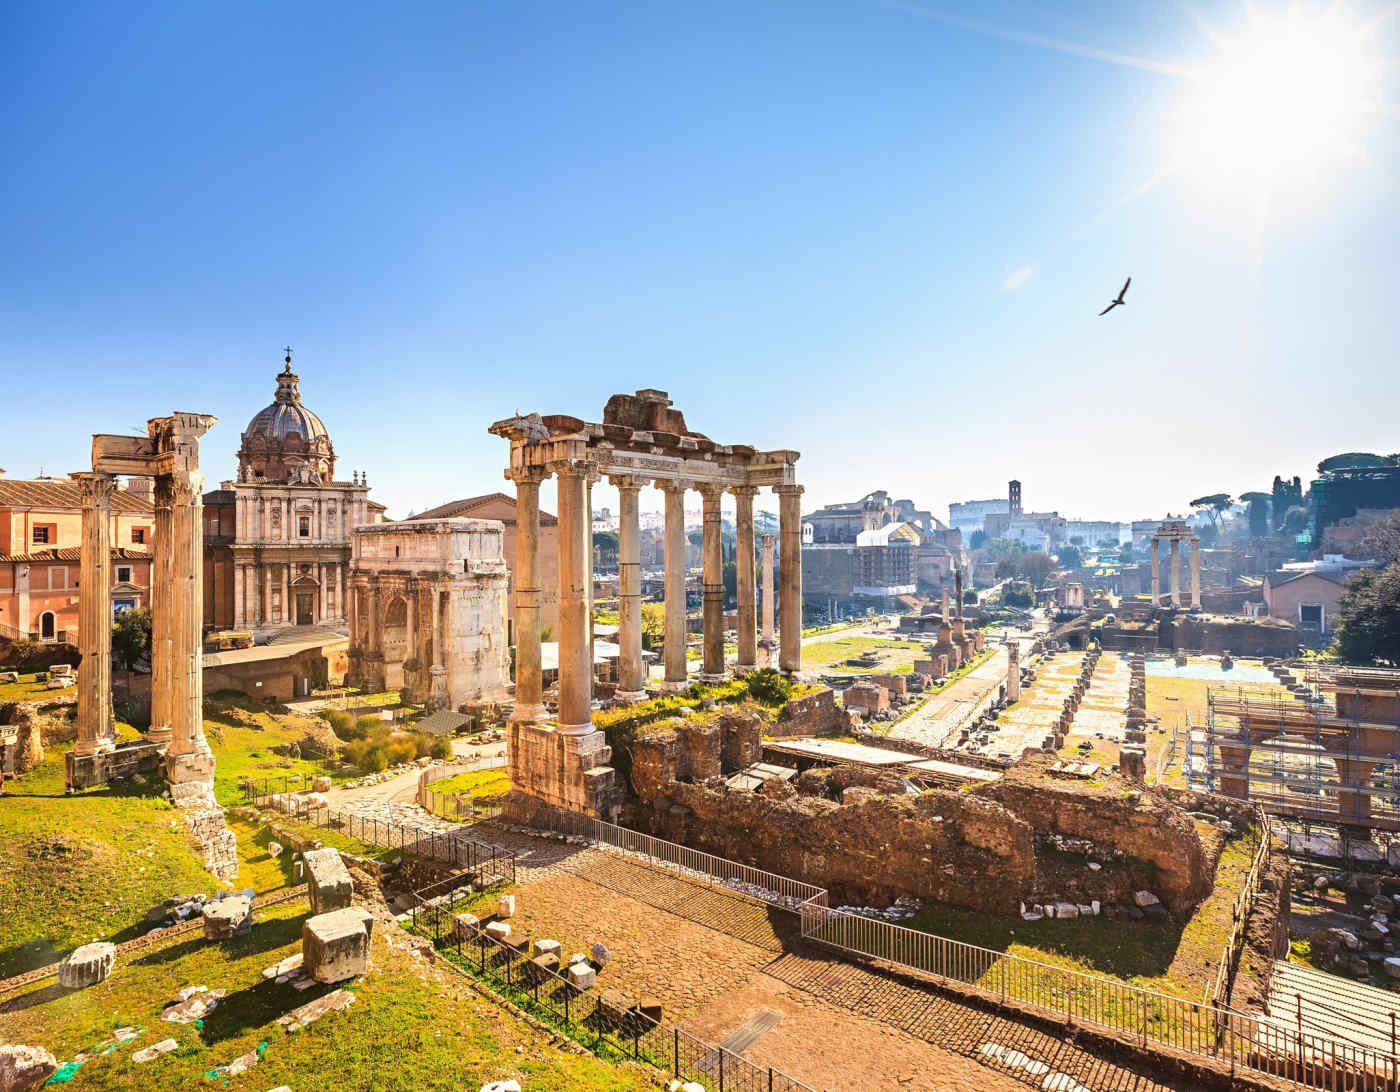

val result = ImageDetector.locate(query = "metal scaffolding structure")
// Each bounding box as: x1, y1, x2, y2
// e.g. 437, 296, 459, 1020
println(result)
1186, 666, 1400, 833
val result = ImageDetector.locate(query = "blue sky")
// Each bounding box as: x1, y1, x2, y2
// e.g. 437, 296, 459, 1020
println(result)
3, 0, 1396, 524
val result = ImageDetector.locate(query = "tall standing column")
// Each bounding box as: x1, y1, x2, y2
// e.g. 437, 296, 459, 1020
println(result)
554, 462, 594, 734
760, 533, 776, 653
775, 483, 804, 678
281, 563, 290, 624
1190, 537, 1201, 608
660, 480, 688, 690
509, 469, 547, 723
733, 486, 758, 673
148, 477, 174, 749
698, 484, 725, 682
74, 472, 116, 757
612, 475, 646, 700
165, 471, 215, 787
232, 563, 245, 630
1169, 538, 1182, 609
1149, 538, 1160, 606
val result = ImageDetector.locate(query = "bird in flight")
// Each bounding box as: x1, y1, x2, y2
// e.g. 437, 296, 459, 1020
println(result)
1099, 277, 1131, 315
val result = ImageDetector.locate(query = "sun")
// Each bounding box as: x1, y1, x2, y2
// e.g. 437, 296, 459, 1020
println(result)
1169, 5, 1382, 205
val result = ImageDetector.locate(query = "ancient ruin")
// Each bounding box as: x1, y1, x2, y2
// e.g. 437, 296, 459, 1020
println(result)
1148, 519, 1201, 609
490, 390, 801, 821
65, 412, 237, 877
347, 518, 510, 710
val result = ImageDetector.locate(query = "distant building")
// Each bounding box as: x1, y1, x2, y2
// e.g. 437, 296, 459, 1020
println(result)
0, 476, 154, 643
1263, 555, 1376, 639
1063, 520, 1125, 547
948, 497, 1008, 535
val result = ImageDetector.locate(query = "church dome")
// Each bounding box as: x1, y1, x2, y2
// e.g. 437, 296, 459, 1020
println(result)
237, 353, 337, 484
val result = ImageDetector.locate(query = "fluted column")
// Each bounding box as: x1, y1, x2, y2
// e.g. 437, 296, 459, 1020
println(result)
698, 484, 725, 682
555, 461, 594, 734
733, 486, 758, 673
74, 472, 116, 757
165, 470, 215, 786
509, 468, 547, 723
232, 563, 245, 630
612, 475, 646, 700
1191, 537, 1201, 608
775, 483, 804, 677
1169, 538, 1182, 609
281, 563, 290, 624
148, 477, 174, 748
1149, 538, 1160, 606
660, 480, 688, 690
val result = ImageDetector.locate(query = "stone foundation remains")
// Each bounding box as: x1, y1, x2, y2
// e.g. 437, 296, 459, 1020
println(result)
502, 720, 621, 823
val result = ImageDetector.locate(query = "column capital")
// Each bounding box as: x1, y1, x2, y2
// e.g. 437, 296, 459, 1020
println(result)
547, 456, 597, 480
72, 471, 116, 504
773, 483, 804, 497
608, 473, 643, 492
170, 470, 204, 504
505, 466, 549, 486
696, 482, 725, 501
728, 484, 760, 499
655, 478, 690, 494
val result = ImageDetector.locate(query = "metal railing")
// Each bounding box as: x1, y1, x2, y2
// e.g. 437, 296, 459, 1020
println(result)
407, 872, 816, 1092
1206, 816, 1274, 1008
530, 806, 1400, 1091
242, 778, 516, 885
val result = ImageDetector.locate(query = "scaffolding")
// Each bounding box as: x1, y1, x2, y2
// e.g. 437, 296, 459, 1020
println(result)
1186, 666, 1400, 833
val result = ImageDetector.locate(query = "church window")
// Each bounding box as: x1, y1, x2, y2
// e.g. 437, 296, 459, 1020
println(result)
299, 516, 310, 538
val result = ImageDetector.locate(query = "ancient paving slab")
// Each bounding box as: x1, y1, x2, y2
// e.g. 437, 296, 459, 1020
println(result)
888, 646, 1010, 748
276, 988, 356, 1031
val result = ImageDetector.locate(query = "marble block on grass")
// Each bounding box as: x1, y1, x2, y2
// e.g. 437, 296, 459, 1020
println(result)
484, 921, 510, 941
303, 907, 375, 983
303, 847, 354, 914
58, 942, 115, 989
567, 962, 596, 990
202, 896, 252, 940
497, 894, 515, 919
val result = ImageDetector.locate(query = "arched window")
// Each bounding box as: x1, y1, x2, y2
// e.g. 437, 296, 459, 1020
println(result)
39, 611, 56, 640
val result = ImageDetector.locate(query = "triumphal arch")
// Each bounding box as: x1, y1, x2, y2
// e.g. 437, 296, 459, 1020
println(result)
490, 389, 801, 820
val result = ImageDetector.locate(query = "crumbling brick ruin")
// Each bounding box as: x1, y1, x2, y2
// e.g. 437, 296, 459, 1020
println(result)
622, 707, 1223, 916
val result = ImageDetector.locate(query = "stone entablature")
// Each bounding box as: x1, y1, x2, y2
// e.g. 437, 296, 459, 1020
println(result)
348, 518, 510, 710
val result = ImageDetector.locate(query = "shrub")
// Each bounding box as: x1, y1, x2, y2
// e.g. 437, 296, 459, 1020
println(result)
356, 714, 383, 738
361, 747, 389, 774
429, 737, 452, 760
323, 709, 358, 740
411, 731, 435, 758
342, 738, 372, 769
386, 740, 416, 767
745, 668, 793, 706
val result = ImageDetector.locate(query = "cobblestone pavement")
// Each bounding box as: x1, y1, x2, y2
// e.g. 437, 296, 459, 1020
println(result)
889, 645, 1011, 748
484, 832, 1199, 1092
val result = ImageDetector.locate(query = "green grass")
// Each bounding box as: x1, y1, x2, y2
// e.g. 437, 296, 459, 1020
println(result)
801, 635, 926, 673
425, 767, 511, 802
0, 673, 76, 701
0, 748, 223, 979
0, 899, 656, 1091
203, 709, 348, 806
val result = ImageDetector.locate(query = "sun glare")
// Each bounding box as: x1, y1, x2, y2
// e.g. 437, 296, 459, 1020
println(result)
1170, 6, 1381, 204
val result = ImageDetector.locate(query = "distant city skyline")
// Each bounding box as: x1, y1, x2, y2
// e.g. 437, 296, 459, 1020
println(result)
3, 1, 1395, 524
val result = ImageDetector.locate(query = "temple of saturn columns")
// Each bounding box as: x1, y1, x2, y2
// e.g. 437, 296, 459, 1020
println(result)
490, 389, 801, 820
1148, 519, 1201, 609
67, 412, 238, 877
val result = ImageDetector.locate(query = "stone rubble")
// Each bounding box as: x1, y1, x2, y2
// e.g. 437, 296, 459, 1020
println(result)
58, 942, 116, 989
162, 985, 226, 1023
276, 988, 356, 1032
131, 1038, 178, 1065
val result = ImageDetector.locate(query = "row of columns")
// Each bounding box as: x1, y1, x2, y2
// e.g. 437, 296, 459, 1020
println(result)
74, 468, 211, 781
1148, 535, 1202, 609
232, 559, 346, 628
510, 466, 803, 735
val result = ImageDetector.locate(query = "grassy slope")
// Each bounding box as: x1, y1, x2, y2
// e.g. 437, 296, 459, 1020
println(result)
425, 768, 511, 801
202, 708, 348, 805
1, 899, 654, 1092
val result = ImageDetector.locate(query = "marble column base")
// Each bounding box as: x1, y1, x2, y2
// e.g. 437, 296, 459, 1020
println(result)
164, 748, 216, 786
72, 737, 117, 758
696, 672, 728, 686
613, 690, 649, 703
732, 662, 757, 676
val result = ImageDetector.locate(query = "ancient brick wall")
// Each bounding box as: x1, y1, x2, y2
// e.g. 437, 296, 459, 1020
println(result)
778, 688, 851, 737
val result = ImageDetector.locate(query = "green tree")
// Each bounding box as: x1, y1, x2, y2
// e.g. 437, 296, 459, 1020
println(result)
968, 529, 987, 550
1282, 505, 1309, 534
1118, 542, 1135, 564
111, 608, 152, 671
1241, 493, 1272, 539
1190, 493, 1233, 531
640, 602, 665, 649
994, 558, 1017, 581
1336, 567, 1400, 664
1057, 544, 1083, 570
1020, 551, 1053, 587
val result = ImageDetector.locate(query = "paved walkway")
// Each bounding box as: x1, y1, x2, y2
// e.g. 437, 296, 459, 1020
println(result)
889, 644, 1013, 748
477, 824, 1200, 1092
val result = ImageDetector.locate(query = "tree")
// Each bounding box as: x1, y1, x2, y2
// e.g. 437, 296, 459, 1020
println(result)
1241, 493, 1272, 539
1190, 494, 1233, 531
1282, 505, 1309, 535
640, 602, 665, 649
1020, 551, 1053, 587
111, 608, 152, 671
1057, 544, 1083, 570
968, 529, 987, 550
994, 558, 1017, 581
1271, 475, 1304, 530
1118, 542, 1135, 564
1336, 566, 1400, 664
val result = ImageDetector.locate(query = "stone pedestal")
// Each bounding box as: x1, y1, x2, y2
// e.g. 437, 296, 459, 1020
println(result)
202, 896, 252, 940
303, 907, 374, 983
304, 847, 354, 914
504, 721, 618, 820
59, 942, 115, 989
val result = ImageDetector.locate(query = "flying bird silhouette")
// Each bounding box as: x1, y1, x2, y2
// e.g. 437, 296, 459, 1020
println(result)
1099, 277, 1131, 316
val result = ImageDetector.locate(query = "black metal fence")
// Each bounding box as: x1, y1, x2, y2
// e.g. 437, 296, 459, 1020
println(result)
408, 873, 816, 1092
241, 777, 516, 886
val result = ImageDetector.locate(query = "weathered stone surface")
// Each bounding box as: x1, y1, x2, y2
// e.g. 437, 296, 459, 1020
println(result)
567, 962, 596, 989
453, 913, 481, 939
131, 1038, 178, 1064
497, 894, 515, 919
590, 942, 611, 966
302, 907, 374, 983
58, 941, 115, 988
0, 1044, 58, 1091
531, 938, 561, 959
162, 985, 226, 1023
303, 848, 354, 915
262, 953, 304, 980
484, 921, 510, 941
1133, 890, 1161, 909
202, 896, 252, 940
276, 988, 356, 1031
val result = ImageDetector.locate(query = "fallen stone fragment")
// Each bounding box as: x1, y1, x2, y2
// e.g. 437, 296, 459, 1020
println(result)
531, 938, 561, 959
202, 896, 252, 940
0, 1044, 58, 1091
590, 941, 611, 966
276, 988, 356, 1032
304, 848, 353, 914
303, 907, 374, 984
1132, 890, 1161, 909
481, 1081, 522, 1092
162, 987, 226, 1023
131, 1039, 178, 1064
484, 921, 510, 941
497, 894, 515, 919
262, 953, 304, 981
58, 942, 116, 989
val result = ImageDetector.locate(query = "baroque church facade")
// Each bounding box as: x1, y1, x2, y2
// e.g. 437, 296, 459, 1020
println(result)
203, 354, 382, 636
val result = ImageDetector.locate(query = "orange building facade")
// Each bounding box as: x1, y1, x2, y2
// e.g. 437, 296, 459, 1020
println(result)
0, 477, 155, 642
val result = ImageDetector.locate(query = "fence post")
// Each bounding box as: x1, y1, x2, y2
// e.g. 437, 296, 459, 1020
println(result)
674, 1028, 680, 1078
718, 1048, 724, 1092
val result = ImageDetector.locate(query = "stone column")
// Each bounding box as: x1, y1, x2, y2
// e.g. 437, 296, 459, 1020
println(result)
74, 472, 116, 757
554, 461, 593, 734
760, 533, 776, 652
1007, 639, 1021, 702
1149, 538, 1160, 606
509, 469, 547, 723
1190, 537, 1201, 609
148, 477, 174, 748
660, 480, 688, 690
1169, 538, 1182, 609
698, 484, 725, 682
775, 483, 804, 678
281, 564, 290, 624
611, 475, 646, 700
733, 486, 758, 674
231, 562, 245, 630
164, 471, 214, 789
